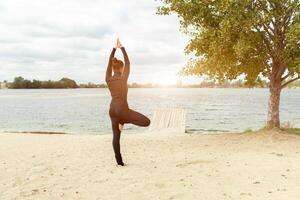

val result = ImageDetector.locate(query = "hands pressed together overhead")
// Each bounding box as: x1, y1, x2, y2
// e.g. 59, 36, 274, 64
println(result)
115, 38, 123, 49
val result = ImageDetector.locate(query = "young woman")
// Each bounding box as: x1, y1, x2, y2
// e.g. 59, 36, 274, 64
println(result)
106, 39, 151, 166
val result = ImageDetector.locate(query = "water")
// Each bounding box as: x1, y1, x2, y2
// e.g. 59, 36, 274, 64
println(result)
0, 88, 299, 134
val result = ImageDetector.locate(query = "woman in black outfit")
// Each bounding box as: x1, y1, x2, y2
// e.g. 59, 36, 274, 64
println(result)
105, 39, 151, 166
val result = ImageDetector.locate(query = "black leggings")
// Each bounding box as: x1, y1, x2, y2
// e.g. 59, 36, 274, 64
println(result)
109, 107, 150, 157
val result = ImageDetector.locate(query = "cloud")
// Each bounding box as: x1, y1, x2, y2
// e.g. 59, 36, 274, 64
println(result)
0, 0, 191, 84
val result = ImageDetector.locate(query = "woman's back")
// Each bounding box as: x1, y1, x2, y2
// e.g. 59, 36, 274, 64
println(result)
107, 76, 128, 108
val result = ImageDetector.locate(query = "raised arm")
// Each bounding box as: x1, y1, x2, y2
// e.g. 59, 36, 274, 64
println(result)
120, 47, 130, 80
105, 48, 116, 82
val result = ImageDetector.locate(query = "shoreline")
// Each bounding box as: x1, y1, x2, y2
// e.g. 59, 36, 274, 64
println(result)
1, 87, 300, 90
0, 129, 235, 136
1, 130, 299, 200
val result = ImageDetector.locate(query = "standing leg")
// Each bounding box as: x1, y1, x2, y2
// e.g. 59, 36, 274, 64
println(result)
121, 109, 151, 127
110, 116, 124, 166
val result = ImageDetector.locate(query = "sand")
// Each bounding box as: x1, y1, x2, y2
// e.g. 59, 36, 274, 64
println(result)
0, 131, 299, 200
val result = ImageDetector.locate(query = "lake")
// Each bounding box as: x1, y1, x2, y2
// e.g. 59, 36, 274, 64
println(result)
0, 88, 299, 134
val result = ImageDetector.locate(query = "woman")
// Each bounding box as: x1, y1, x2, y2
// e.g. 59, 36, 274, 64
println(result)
106, 38, 151, 166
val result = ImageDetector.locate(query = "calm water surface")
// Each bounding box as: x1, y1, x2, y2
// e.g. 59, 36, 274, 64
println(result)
0, 88, 299, 134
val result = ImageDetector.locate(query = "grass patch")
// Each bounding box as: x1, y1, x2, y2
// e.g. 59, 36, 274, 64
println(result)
281, 128, 300, 135
241, 126, 300, 136
243, 128, 253, 133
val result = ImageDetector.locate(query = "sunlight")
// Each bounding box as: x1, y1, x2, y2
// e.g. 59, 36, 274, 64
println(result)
151, 73, 177, 86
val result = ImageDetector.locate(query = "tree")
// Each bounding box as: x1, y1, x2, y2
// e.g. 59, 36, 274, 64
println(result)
60, 78, 78, 88
31, 80, 42, 88
158, 0, 300, 128
10, 76, 25, 89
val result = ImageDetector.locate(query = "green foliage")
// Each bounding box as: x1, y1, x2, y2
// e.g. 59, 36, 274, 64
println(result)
11, 76, 25, 89
287, 80, 300, 87
240, 127, 300, 135
79, 83, 104, 88
9, 77, 78, 89
158, 0, 300, 86
59, 78, 78, 88
282, 128, 300, 135
243, 128, 253, 133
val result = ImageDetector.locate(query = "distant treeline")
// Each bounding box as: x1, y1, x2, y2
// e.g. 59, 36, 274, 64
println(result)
1, 77, 300, 89
183, 79, 268, 88
79, 83, 107, 88
287, 80, 300, 88
79, 83, 160, 88
185, 80, 300, 88
8, 77, 78, 89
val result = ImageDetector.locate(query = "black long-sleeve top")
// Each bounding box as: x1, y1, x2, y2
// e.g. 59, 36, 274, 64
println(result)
105, 47, 130, 109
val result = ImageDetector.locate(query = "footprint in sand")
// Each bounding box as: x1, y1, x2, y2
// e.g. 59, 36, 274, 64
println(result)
281, 174, 288, 179
176, 160, 212, 168
155, 182, 166, 188
270, 152, 284, 157
31, 189, 39, 195
240, 192, 252, 196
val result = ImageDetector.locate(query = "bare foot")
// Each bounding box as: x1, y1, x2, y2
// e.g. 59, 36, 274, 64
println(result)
119, 124, 123, 132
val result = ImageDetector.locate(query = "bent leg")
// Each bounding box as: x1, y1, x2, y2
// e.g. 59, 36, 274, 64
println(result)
122, 109, 151, 127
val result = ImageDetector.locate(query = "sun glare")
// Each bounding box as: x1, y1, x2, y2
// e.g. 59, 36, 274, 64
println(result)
151, 73, 178, 86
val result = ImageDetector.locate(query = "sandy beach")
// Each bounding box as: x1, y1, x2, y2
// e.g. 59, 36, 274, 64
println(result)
0, 131, 299, 200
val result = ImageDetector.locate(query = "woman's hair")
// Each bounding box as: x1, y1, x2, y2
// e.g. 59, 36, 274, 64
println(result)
112, 58, 124, 72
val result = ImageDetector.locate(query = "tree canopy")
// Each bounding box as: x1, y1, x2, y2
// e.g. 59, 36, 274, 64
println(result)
158, 0, 300, 86
158, 0, 300, 128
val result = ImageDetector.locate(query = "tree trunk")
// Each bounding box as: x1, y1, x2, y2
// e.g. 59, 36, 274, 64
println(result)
266, 80, 281, 128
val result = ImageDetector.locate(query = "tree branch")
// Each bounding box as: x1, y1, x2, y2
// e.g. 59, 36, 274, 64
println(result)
255, 0, 275, 36
281, 76, 300, 88
254, 26, 273, 54
262, 59, 272, 78
281, 72, 293, 81
283, 0, 299, 33
267, 0, 277, 10
276, 64, 286, 80
262, 24, 274, 39
283, 12, 292, 32
256, 0, 270, 15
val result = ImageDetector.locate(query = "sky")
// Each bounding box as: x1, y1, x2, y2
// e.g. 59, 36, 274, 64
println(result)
0, 0, 200, 85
